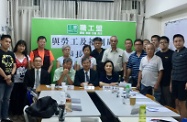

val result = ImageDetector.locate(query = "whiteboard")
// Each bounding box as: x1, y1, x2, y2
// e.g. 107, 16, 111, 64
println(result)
164, 18, 187, 50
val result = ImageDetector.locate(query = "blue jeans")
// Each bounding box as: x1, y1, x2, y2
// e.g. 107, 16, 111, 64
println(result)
141, 83, 161, 102
0, 83, 14, 119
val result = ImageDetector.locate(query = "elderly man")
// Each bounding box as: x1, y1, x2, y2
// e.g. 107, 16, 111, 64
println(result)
102, 36, 127, 81
137, 43, 163, 102
53, 58, 75, 85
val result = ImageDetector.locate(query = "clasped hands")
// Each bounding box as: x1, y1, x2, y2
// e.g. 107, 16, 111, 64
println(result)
4, 75, 12, 85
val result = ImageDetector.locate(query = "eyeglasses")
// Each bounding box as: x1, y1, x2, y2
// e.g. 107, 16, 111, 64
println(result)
135, 44, 142, 46
160, 42, 168, 44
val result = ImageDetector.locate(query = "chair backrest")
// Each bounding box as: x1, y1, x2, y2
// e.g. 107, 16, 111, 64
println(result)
165, 105, 179, 114
146, 94, 155, 101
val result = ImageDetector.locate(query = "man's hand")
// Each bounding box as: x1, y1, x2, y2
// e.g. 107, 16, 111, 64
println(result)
4, 75, 9, 81
154, 83, 159, 91
185, 82, 187, 90
7, 75, 12, 80
136, 82, 140, 90
80, 82, 88, 87
169, 84, 172, 93
6, 79, 12, 85
110, 83, 117, 86
88, 83, 93, 86
62, 69, 69, 76
123, 75, 126, 81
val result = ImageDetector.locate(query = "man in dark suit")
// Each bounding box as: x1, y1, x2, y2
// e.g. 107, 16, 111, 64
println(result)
24, 56, 51, 89
74, 57, 98, 86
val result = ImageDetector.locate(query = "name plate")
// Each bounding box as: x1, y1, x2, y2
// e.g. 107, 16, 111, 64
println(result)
67, 85, 74, 90
102, 86, 119, 91
102, 86, 112, 90
84, 86, 95, 90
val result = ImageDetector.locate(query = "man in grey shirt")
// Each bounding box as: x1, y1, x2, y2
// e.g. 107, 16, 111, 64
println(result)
137, 43, 163, 102
102, 36, 127, 81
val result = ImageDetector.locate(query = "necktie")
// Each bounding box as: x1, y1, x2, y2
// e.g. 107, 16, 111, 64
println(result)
36, 69, 40, 88
85, 72, 90, 82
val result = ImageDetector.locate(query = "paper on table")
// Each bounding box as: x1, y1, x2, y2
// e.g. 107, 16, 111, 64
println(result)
46, 85, 51, 88
147, 117, 176, 122
133, 94, 147, 99
71, 98, 81, 104
146, 107, 171, 112
136, 101, 158, 105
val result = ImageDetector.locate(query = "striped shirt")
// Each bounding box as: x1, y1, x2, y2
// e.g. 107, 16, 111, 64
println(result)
172, 47, 187, 81
127, 50, 147, 78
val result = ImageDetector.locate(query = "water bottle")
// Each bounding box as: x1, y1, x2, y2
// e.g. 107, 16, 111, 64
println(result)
139, 105, 146, 122
58, 104, 65, 122
125, 84, 130, 98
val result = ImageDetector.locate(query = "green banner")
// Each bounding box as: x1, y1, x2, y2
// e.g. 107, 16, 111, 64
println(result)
31, 18, 136, 79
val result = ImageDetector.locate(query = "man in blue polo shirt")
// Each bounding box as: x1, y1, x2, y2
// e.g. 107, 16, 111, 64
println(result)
172, 34, 187, 119
126, 39, 146, 87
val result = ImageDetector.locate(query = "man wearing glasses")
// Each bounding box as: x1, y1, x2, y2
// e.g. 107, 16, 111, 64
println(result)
126, 39, 146, 87
91, 37, 105, 76
156, 36, 174, 107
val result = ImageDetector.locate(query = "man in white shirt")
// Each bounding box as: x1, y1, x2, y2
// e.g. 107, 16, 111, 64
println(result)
137, 43, 163, 102
102, 36, 127, 80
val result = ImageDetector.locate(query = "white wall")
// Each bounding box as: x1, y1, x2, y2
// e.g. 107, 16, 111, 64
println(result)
0, 0, 8, 34
144, 0, 187, 39
161, 8, 187, 35
146, 0, 187, 18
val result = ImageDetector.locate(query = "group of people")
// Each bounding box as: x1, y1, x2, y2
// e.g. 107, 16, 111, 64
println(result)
0, 33, 187, 122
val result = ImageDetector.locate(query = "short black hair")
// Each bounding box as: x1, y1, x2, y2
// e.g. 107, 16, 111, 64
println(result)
151, 35, 160, 41
63, 58, 72, 64
37, 36, 47, 42
160, 36, 169, 43
13, 40, 28, 57
125, 38, 133, 45
81, 56, 90, 64
34, 56, 42, 61
134, 39, 143, 45
173, 34, 184, 41
143, 39, 150, 43
82, 44, 92, 52
92, 37, 102, 42
1, 34, 12, 41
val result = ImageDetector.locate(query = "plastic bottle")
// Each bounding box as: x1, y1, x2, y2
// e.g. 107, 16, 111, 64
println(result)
139, 105, 146, 122
125, 84, 130, 98
58, 104, 65, 122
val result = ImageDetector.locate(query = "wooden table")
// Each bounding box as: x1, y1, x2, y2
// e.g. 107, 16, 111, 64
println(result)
36, 85, 102, 92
